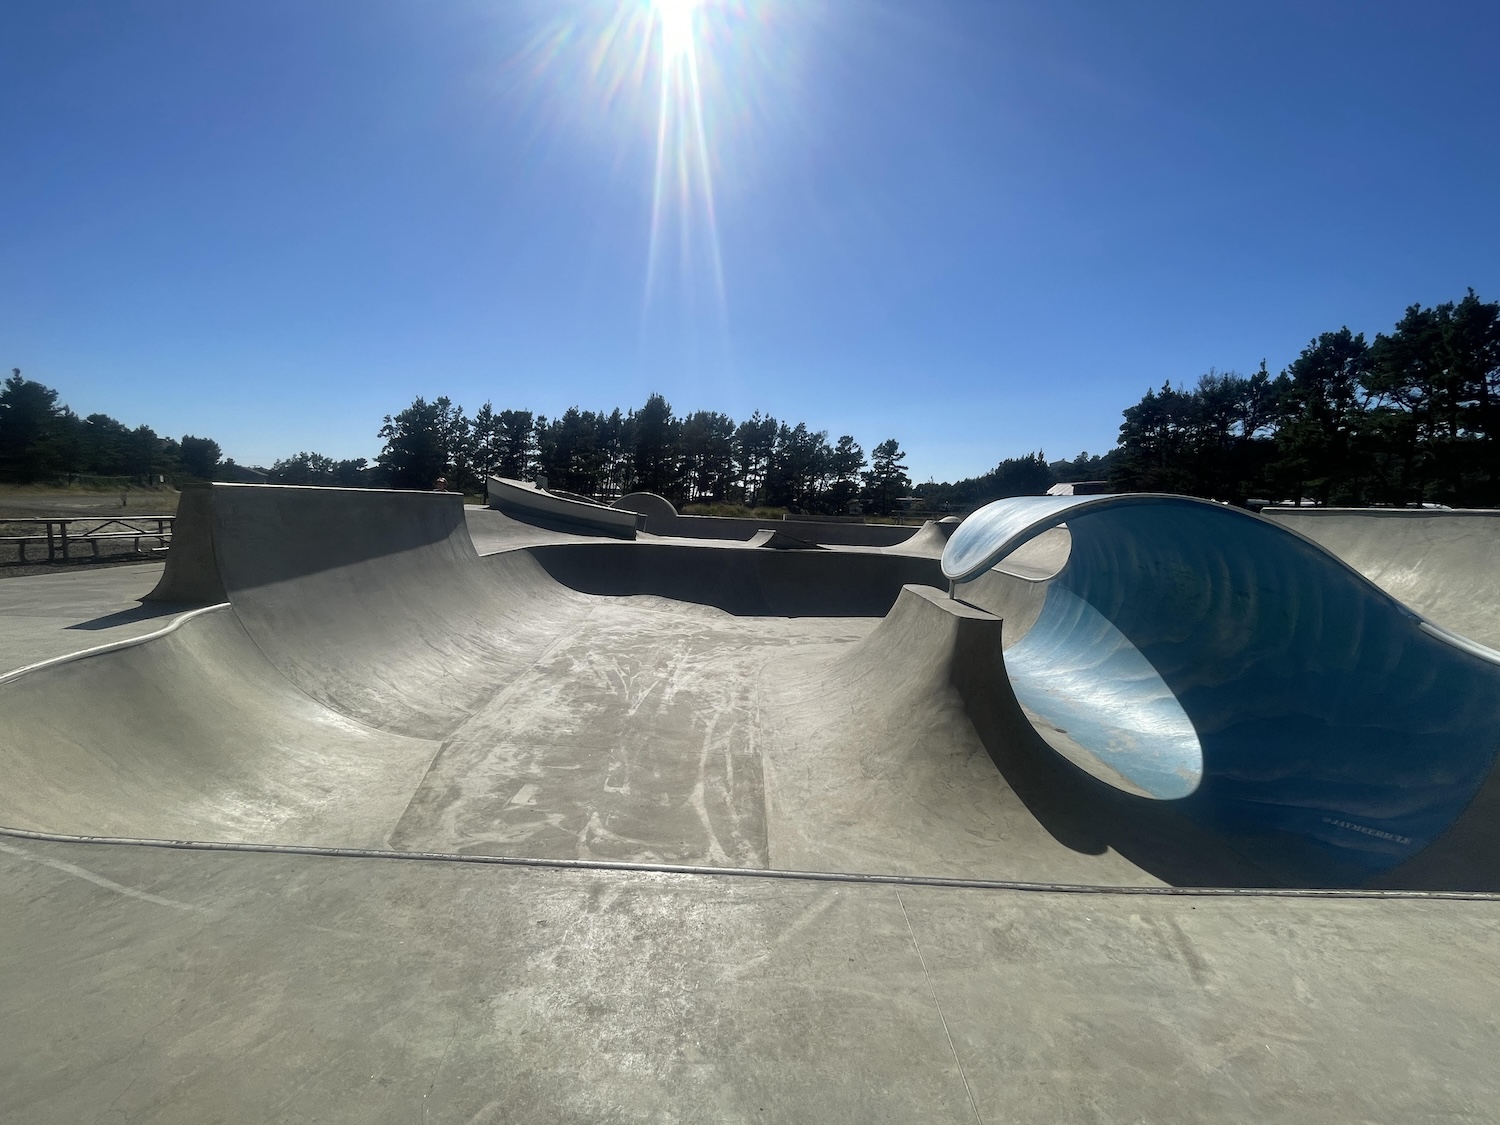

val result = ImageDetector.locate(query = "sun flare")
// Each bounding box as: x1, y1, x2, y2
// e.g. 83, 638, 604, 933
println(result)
509, 0, 783, 324
653, 0, 699, 62
644, 0, 724, 319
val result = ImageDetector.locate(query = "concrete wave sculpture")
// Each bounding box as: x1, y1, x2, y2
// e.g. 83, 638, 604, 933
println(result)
942, 494, 1500, 886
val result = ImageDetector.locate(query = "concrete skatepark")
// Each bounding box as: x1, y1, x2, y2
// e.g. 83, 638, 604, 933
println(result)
3, 483, 1500, 1121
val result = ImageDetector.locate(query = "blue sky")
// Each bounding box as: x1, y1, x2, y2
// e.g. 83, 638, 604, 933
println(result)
4, 0, 1498, 481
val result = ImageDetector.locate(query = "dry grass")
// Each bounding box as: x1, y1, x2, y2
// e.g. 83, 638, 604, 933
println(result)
0, 484, 180, 520
0, 485, 179, 574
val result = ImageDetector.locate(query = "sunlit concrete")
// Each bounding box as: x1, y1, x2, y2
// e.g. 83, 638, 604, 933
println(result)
3, 485, 1499, 1121
0, 561, 174, 674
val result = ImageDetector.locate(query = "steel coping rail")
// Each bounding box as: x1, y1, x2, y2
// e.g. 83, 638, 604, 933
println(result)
2, 824, 1496, 901
0, 603, 229, 687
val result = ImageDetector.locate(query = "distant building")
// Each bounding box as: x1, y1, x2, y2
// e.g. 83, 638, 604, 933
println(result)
1047, 481, 1109, 496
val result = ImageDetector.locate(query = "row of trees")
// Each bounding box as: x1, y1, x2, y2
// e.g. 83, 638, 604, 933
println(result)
1113, 290, 1500, 506
914, 450, 1118, 511
9, 288, 1495, 512
0, 368, 917, 513
339, 392, 916, 514
0, 370, 222, 484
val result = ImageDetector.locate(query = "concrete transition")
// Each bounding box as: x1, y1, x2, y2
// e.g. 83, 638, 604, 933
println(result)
745, 527, 826, 550
1263, 505, 1500, 650
486, 475, 643, 538
611, 489, 679, 534
611, 490, 920, 547
884, 515, 961, 558
0, 481, 1493, 891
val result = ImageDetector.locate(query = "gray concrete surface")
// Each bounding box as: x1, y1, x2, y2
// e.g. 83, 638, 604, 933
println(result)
4, 485, 1500, 1120
2, 837, 1498, 1124
0, 561, 173, 674
610, 490, 921, 546
0, 606, 438, 846
465, 503, 601, 554
1263, 507, 1500, 650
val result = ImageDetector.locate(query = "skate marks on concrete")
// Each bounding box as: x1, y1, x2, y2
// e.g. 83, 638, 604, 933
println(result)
4, 837, 1499, 1124
1264, 506, 1500, 651
0, 606, 439, 847
10, 481, 1500, 890
761, 586, 1158, 885
390, 597, 869, 866
151, 484, 603, 736
942, 494, 1500, 889
0, 571, 872, 863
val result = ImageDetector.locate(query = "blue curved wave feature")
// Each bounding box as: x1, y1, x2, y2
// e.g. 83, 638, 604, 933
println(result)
944, 494, 1500, 882
1004, 582, 1202, 800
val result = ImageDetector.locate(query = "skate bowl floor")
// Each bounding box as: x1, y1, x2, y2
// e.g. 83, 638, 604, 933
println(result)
4, 485, 1500, 1122
4, 484, 1497, 890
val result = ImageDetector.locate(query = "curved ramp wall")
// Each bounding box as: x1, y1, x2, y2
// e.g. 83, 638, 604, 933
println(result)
145, 485, 940, 740
528, 541, 943, 617
1262, 507, 1500, 650
151, 484, 597, 737
0, 607, 438, 846
609, 491, 921, 547
943, 494, 1500, 886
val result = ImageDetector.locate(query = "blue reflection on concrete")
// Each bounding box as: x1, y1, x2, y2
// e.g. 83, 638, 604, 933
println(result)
944, 494, 1500, 879
1006, 583, 1201, 799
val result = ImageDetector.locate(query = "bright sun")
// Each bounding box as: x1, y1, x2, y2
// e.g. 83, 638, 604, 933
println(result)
653, 0, 698, 61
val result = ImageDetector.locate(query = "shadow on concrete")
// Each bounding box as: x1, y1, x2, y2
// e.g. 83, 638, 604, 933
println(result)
531, 542, 943, 618
949, 605, 1500, 892
67, 602, 198, 631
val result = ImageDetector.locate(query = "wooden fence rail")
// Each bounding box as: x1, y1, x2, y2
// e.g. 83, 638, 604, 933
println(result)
0, 516, 175, 564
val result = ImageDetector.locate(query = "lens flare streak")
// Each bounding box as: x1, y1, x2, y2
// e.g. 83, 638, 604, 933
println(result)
645, 0, 727, 321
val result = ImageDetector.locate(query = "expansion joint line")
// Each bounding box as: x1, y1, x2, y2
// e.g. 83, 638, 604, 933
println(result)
0, 825, 1496, 901
897, 889, 984, 1125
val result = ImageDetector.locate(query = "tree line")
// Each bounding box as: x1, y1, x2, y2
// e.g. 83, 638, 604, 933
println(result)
914, 450, 1118, 511
334, 392, 916, 515
284, 393, 1110, 513
6, 287, 1495, 512
0, 370, 917, 514
0, 369, 223, 484
1111, 289, 1500, 506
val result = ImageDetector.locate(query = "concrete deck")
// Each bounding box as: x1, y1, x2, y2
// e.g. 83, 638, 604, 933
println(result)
4, 836, 1497, 1123
0, 561, 174, 673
